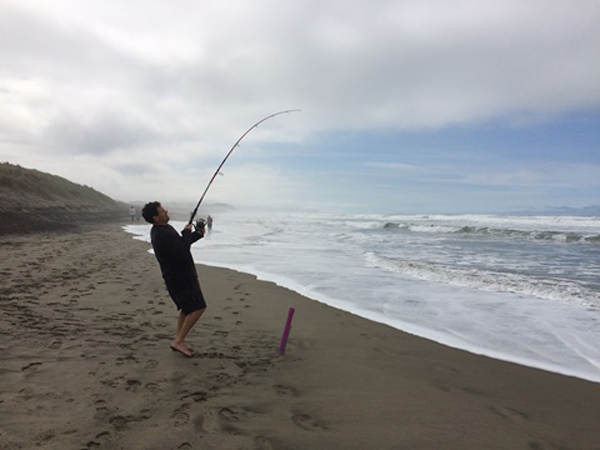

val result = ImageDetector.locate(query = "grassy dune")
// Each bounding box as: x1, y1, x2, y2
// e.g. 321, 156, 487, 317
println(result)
0, 162, 130, 235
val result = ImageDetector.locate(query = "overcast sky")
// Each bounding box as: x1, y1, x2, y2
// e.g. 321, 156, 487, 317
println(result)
1, 0, 599, 214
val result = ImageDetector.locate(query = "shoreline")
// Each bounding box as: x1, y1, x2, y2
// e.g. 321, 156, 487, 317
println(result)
198, 259, 600, 385
1, 224, 599, 449
125, 223, 600, 385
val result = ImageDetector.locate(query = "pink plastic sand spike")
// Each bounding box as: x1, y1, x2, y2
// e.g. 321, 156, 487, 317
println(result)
279, 307, 296, 355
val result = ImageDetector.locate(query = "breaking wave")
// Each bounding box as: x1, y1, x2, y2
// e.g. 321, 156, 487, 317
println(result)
381, 221, 600, 243
364, 251, 600, 308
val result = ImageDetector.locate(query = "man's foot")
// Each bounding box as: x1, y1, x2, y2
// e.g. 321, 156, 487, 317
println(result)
170, 341, 192, 358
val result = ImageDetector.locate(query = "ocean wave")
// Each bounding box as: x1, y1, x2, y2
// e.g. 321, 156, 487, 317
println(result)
363, 251, 600, 308
454, 226, 600, 243
380, 221, 600, 243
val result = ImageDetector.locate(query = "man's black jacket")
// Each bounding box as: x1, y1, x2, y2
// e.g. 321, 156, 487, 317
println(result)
150, 224, 202, 294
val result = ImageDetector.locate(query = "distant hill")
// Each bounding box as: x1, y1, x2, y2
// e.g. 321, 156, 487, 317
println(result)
509, 205, 600, 217
0, 162, 129, 235
542, 205, 600, 216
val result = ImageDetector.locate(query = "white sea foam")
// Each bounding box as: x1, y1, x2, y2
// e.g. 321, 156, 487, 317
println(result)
363, 251, 600, 307
124, 212, 600, 383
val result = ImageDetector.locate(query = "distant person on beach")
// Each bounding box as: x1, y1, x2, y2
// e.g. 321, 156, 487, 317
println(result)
129, 206, 136, 221
206, 215, 213, 233
142, 201, 206, 358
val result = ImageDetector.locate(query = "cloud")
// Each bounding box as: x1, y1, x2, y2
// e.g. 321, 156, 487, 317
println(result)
462, 162, 600, 188
42, 113, 160, 155
1, 0, 599, 211
5, 0, 598, 133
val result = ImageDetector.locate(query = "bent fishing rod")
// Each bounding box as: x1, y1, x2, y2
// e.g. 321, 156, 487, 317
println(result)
188, 109, 301, 226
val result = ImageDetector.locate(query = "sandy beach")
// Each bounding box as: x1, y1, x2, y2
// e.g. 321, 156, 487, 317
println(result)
1, 223, 599, 450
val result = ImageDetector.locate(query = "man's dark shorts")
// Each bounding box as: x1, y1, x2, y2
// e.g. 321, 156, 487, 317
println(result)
169, 287, 207, 315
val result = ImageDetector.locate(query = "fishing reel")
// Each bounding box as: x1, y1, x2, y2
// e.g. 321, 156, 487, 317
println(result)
194, 219, 206, 233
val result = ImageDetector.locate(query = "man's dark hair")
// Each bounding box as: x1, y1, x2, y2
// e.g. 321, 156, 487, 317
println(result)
142, 201, 161, 224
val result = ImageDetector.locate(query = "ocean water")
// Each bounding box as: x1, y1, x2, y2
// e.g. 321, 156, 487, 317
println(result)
125, 213, 600, 383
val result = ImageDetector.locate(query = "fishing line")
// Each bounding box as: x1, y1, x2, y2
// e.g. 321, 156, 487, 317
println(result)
188, 109, 301, 225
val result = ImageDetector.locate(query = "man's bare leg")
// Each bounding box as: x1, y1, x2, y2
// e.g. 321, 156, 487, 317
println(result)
176, 311, 186, 335
171, 308, 205, 357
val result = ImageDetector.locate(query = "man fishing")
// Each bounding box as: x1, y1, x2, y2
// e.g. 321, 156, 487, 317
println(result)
142, 201, 206, 358
137, 111, 297, 358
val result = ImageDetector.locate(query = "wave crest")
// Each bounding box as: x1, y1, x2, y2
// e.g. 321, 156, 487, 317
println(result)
380, 221, 600, 244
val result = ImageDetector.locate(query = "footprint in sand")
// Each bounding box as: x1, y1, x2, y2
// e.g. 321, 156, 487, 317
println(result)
273, 384, 300, 397
489, 405, 529, 424
172, 389, 206, 403
96, 431, 111, 440
110, 412, 152, 432
172, 412, 190, 427
217, 407, 245, 435
109, 415, 129, 432
48, 340, 62, 349
35, 430, 55, 446
210, 372, 232, 383
85, 431, 111, 448
219, 407, 241, 422
21, 362, 42, 371
94, 400, 109, 418
190, 391, 207, 403
292, 413, 328, 431
145, 382, 161, 393
126, 379, 141, 392
145, 359, 159, 369
254, 436, 277, 450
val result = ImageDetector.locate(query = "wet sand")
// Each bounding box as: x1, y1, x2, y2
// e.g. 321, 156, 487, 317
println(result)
1, 224, 599, 449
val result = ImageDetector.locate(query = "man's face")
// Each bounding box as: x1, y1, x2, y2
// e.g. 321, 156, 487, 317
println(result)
154, 205, 170, 225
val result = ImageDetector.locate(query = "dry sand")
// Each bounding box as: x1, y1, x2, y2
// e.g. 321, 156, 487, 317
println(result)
1, 224, 599, 450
